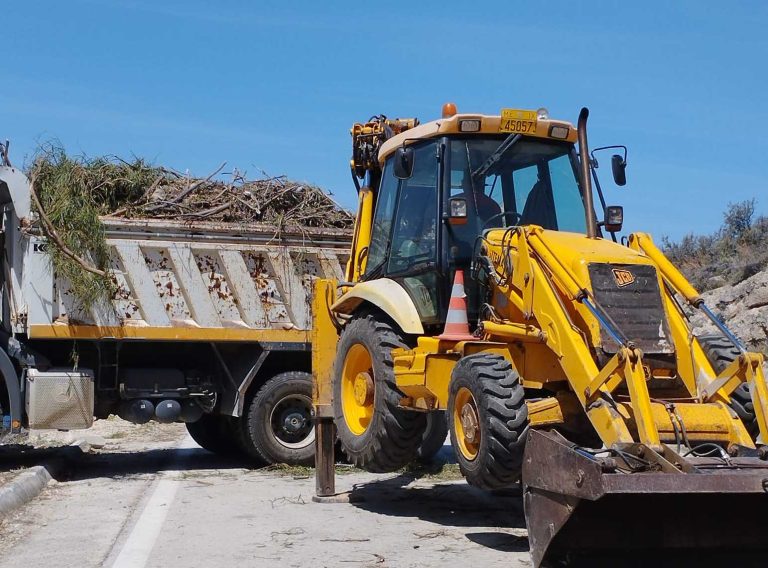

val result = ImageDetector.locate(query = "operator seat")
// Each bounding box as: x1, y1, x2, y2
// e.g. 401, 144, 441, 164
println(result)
520, 180, 557, 230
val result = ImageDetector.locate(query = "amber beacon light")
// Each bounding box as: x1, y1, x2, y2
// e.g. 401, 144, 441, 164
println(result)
442, 102, 457, 118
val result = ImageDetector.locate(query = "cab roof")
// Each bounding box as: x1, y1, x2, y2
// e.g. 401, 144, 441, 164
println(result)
378, 111, 578, 163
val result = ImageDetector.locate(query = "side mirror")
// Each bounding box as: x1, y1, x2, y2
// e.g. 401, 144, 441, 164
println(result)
448, 197, 468, 225
604, 205, 624, 232
393, 146, 414, 179
611, 154, 627, 186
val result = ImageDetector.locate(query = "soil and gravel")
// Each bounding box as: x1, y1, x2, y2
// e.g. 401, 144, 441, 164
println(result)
0, 418, 529, 567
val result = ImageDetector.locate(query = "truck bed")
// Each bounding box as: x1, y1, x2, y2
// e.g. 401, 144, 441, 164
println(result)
16, 217, 351, 341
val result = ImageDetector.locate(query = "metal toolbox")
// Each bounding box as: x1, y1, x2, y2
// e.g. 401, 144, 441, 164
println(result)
25, 368, 95, 430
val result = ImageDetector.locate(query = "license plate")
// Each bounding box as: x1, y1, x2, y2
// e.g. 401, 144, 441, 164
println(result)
499, 109, 537, 134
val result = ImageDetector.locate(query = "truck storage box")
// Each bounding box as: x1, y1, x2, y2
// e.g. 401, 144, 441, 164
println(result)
26, 368, 95, 430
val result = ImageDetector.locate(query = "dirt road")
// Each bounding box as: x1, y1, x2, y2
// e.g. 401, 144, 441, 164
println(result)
0, 420, 530, 567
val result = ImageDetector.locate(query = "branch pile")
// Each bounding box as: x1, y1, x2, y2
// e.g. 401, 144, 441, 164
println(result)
31, 145, 353, 229
28, 144, 353, 308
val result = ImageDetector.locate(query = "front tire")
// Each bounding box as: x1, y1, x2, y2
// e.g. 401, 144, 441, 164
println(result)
448, 354, 529, 489
333, 313, 427, 472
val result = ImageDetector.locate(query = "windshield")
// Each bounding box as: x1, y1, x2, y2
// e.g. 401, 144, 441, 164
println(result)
447, 136, 587, 260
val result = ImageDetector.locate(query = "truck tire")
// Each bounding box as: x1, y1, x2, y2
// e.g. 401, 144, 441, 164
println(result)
416, 411, 449, 463
448, 354, 529, 490
240, 371, 315, 466
333, 313, 427, 472
186, 414, 242, 456
698, 334, 758, 437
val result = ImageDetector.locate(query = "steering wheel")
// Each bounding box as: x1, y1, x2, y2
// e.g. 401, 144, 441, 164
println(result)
482, 211, 522, 230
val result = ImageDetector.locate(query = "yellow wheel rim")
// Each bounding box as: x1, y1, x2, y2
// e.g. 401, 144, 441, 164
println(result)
453, 387, 480, 461
341, 343, 375, 435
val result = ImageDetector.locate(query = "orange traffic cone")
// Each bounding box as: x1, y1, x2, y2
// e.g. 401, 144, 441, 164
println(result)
438, 270, 476, 341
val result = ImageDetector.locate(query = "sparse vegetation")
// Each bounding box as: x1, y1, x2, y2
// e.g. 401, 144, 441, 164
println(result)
263, 462, 360, 477
399, 461, 464, 481
662, 199, 768, 291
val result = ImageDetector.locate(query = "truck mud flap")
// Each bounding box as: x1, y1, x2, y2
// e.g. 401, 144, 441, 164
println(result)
522, 430, 768, 567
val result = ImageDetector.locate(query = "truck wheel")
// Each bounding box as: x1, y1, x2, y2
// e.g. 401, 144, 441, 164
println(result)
186, 414, 242, 456
416, 411, 449, 463
333, 313, 427, 472
241, 371, 315, 466
448, 354, 529, 489
698, 334, 758, 437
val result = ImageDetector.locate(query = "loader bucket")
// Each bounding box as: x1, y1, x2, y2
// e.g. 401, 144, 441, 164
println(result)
523, 430, 768, 567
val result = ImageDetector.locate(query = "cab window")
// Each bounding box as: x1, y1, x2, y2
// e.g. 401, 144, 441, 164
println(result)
387, 143, 438, 275
364, 161, 399, 278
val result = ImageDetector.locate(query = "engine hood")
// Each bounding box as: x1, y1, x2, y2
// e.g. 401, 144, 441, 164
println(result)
485, 228, 673, 354
485, 228, 655, 286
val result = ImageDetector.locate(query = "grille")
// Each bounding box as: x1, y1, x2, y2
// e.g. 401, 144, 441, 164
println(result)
588, 263, 674, 354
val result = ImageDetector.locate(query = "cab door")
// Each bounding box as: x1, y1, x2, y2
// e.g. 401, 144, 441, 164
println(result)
363, 140, 443, 327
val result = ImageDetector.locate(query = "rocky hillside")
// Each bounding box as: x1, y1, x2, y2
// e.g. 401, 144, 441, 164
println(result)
664, 199, 768, 354
690, 269, 768, 354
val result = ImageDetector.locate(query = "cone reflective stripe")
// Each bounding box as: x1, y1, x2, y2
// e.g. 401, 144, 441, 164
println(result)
438, 270, 475, 341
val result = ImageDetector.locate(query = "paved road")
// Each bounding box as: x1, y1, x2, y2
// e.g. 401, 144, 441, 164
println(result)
0, 430, 530, 568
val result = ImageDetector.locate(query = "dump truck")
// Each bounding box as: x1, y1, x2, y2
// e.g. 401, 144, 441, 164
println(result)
311, 104, 768, 564
0, 146, 354, 466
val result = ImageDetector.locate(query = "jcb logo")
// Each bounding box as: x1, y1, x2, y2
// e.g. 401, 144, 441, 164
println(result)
612, 268, 635, 288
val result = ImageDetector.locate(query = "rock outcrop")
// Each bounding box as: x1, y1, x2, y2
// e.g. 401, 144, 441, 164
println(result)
690, 269, 768, 354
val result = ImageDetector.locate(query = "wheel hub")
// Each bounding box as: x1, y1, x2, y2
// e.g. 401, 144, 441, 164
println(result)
282, 410, 307, 435
270, 394, 315, 450
460, 402, 479, 444
353, 372, 374, 406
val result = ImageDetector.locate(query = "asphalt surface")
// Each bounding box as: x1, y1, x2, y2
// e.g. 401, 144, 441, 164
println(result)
0, 425, 530, 568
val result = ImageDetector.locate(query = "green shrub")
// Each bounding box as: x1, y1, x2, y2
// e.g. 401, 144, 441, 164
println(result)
663, 200, 768, 291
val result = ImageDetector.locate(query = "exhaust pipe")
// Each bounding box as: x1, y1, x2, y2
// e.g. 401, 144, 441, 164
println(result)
577, 108, 598, 239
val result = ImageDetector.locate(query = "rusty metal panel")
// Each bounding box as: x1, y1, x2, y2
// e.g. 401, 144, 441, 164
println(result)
523, 430, 768, 567
217, 249, 269, 328
589, 263, 674, 354
19, 219, 351, 336
114, 243, 172, 327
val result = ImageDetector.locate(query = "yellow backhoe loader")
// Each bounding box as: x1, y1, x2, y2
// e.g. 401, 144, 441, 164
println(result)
312, 104, 768, 565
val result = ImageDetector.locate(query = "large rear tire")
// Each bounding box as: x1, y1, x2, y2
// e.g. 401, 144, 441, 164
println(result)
698, 334, 758, 436
239, 371, 315, 466
448, 354, 529, 489
333, 313, 427, 472
186, 414, 242, 456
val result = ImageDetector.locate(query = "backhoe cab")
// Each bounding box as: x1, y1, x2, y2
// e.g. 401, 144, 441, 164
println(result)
313, 104, 768, 565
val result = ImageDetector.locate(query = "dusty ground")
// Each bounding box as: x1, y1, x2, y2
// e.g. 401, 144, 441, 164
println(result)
0, 418, 530, 567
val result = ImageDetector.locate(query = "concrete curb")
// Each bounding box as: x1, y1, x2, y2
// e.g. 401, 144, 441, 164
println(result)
0, 440, 90, 516
0, 465, 53, 514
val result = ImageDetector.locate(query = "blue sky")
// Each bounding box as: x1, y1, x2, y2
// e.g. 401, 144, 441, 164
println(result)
4, 1, 767, 241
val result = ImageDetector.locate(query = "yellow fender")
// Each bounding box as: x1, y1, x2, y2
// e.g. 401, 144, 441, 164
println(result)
332, 278, 424, 335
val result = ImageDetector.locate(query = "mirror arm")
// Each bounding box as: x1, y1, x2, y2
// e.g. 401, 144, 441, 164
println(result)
590, 166, 617, 242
